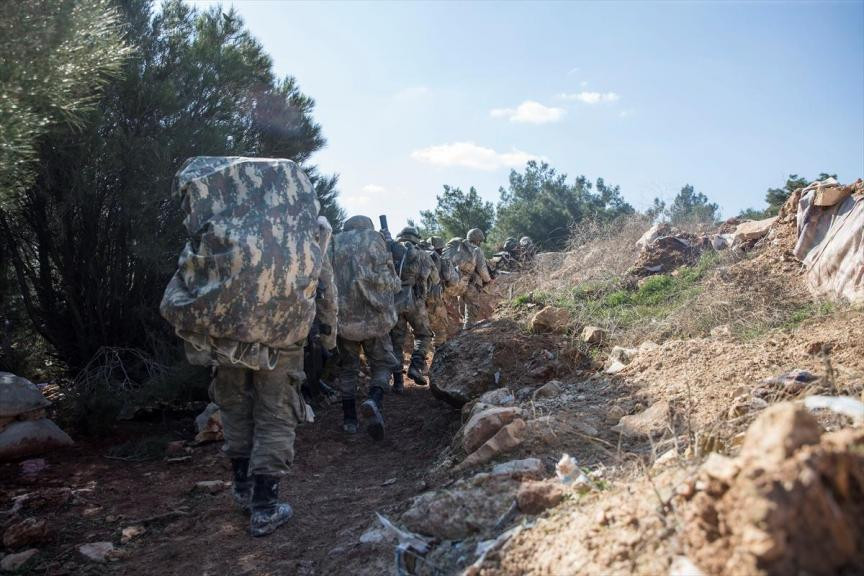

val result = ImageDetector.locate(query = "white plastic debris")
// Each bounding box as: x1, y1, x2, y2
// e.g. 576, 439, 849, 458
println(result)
804, 395, 864, 424
555, 453, 591, 491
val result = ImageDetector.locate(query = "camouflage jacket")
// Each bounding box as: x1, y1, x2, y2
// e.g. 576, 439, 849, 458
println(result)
468, 241, 492, 286
315, 218, 338, 350
160, 157, 325, 369
391, 241, 438, 312
332, 224, 401, 341
427, 251, 459, 302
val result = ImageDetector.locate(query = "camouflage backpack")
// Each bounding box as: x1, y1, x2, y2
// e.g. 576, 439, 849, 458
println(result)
160, 157, 323, 367
443, 238, 476, 275
332, 216, 401, 341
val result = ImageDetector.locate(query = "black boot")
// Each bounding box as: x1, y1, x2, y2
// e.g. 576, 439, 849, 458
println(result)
360, 386, 386, 441
231, 458, 252, 512
407, 355, 427, 386
249, 475, 294, 537
342, 399, 358, 434
391, 371, 404, 394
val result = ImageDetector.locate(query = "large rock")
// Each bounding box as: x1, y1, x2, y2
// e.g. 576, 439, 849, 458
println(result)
530, 306, 571, 334
629, 234, 706, 277
516, 480, 566, 514
462, 407, 522, 454
1, 549, 38, 572
740, 403, 821, 467
458, 419, 526, 471
0, 373, 50, 418
581, 326, 606, 345
731, 216, 777, 245
611, 400, 669, 439
401, 473, 520, 540
3, 518, 51, 549
0, 420, 73, 462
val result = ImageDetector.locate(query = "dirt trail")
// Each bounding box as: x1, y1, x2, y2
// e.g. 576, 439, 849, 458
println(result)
0, 384, 459, 575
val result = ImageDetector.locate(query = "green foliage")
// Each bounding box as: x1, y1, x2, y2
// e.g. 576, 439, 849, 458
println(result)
494, 161, 633, 251
0, 0, 343, 371
0, 0, 130, 206
419, 185, 495, 241
740, 172, 836, 219
665, 184, 720, 226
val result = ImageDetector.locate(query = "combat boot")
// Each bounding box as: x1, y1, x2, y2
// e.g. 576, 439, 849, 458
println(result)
391, 371, 404, 394
231, 458, 252, 512
342, 399, 358, 434
250, 475, 294, 537
407, 355, 427, 386
360, 386, 386, 441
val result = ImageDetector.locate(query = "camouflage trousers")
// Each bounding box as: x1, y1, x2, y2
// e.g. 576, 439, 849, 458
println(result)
427, 299, 450, 348
460, 284, 490, 328
337, 335, 399, 400
211, 349, 305, 477
390, 301, 433, 374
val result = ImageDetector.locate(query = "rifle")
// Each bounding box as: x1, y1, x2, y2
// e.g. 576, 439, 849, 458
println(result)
302, 296, 338, 408
379, 214, 392, 242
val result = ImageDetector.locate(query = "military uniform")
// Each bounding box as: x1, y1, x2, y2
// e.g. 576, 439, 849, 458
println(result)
424, 237, 459, 347
463, 228, 492, 327
389, 227, 438, 388
160, 157, 332, 537
331, 215, 401, 438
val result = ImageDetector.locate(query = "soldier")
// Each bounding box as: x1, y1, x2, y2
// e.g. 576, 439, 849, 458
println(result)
389, 226, 438, 392
160, 157, 334, 537
331, 215, 401, 439
463, 228, 493, 327
518, 236, 536, 262
423, 236, 459, 347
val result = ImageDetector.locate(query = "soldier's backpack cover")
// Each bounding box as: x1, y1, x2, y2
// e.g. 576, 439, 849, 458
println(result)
160, 157, 322, 368
443, 238, 476, 275
332, 216, 401, 341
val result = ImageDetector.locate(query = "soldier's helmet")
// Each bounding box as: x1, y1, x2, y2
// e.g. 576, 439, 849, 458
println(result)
343, 215, 374, 232
503, 237, 518, 251
396, 226, 422, 244
428, 236, 445, 251
519, 236, 533, 247
467, 228, 485, 244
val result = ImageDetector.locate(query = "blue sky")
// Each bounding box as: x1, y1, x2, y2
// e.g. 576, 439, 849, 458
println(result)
193, 0, 864, 230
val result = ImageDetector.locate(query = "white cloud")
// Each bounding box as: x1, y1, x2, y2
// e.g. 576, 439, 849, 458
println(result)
567, 67, 581, 75
580, 80, 589, 88
361, 184, 386, 194
344, 195, 371, 206
559, 91, 620, 104
411, 141, 543, 171
393, 85, 430, 100
489, 100, 565, 124
618, 108, 636, 118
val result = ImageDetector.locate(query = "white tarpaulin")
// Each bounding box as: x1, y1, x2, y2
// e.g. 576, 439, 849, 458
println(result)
793, 178, 864, 303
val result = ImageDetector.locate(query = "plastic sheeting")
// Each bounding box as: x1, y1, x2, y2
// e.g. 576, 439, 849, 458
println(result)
793, 179, 864, 304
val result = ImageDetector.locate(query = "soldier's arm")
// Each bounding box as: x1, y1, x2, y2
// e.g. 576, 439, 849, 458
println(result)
316, 236, 338, 351
474, 249, 492, 284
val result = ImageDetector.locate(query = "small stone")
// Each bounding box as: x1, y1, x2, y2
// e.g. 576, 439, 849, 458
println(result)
491, 458, 545, 478
120, 525, 145, 545
516, 480, 566, 515
193, 480, 229, 494
700, 452, 739, 484
82, 507, 101, 518
516, 387, 534, 401
358, 527, 390, 545
740, 403, 821, 467
639, 341, 659, 352
478, 387, 515, 406
604, 360, 627, 374
581, 326, 606, 344
457, 419, 526, 471
3, 518, 50, 549
78, 542, 115, 563
530, 306, 571, 334
164, 441, 188, 459
462, 407, 522, 454
652, 449, 678, 469
1, 549, 38, 572
605, 405, 626, 425
533, 380, 562, 400
710, 324, 731, 338
608, 346, 638, 364
611, 400, 670, 439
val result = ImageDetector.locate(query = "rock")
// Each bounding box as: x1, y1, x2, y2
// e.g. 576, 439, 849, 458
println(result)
533, 380, 562, 400
524, 415, 560, 446
530, 306, 571, 334
581, 326, 606, 345
652, 449, 678, 469
1, 549, 38, 572
458, 419, 526, 471
164, 441, 189, 459
731, 216, 777, 244
516, 387, 534, 401
477, 387, 515, 406
401, 474, 520, 539
78, 542, 115, 563
516, 480, 566, 515
639, 341, 659, 352
605, 405, 626, 425
3, 518, 51, 549
604, 359, 626, 374
740, 403, 821, 467
611, 400, 670, 438
462, 407, 522, 454
608, 346, 638, 364
0, 373, 50, 418
635, 222, 670, 250
193, 480, 229, 494
120, 525, 145, 544
19, 458, 47, 477
358, 526, 390, 545
0, 420, 73, 461
699, 452, 739, 485
491, 458, 545, 479
710, 324, 731, 338
194, 403, 222, 444
630, 234, 705, 277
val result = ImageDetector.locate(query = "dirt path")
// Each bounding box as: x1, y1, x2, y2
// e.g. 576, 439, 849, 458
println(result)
0, 383, 459, 575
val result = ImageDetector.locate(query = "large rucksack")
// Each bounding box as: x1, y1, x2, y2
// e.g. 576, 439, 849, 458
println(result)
332, 217, 401, 341
160, 157, 322, 366
443, 238, 475, 275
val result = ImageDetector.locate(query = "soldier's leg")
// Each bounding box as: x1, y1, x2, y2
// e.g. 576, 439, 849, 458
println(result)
389, 313, 408, 393
212, 366, 255, 511
247, 350, 304, 536
428, 302, 450, 348
406, 303, 433, 385
336, 337, 362, 433
464, 285, 483, 327
359, 335, 397, 441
